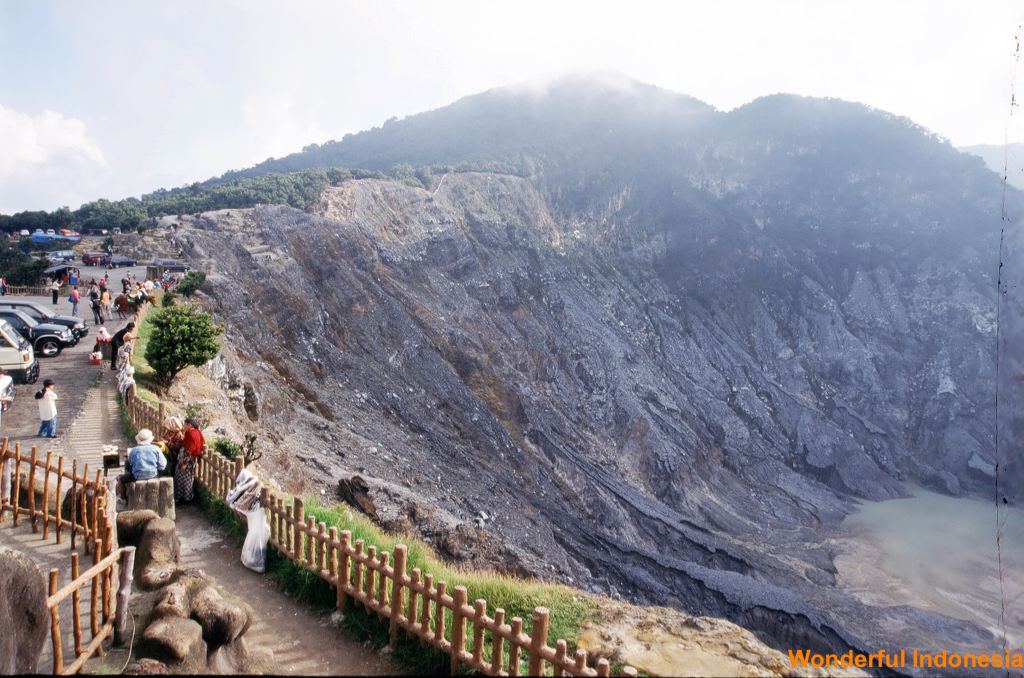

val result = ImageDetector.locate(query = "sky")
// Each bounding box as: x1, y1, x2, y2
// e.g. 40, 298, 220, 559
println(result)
1, 0, 1022, 214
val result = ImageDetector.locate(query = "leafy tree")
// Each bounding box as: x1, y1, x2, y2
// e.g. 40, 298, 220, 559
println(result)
0, 239, 48, 284
144, 304, 222, 385
176, 271, 206, 296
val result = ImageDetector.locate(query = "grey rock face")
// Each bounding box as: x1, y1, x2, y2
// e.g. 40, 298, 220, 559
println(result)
181, 167, 1007, 657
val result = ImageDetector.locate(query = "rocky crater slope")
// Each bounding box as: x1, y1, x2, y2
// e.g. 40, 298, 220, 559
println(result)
169, 80, 1019, 663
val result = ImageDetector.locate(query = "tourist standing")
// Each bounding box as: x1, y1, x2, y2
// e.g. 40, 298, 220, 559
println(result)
69, 285, 80, 316
50, 279, 60, 305
101, 288, 112, 319
35, 379, 57, 438
0, 276, 7, 296
175, 418, 206, 503
90, 295, 104, 325
110, 321, 135, 371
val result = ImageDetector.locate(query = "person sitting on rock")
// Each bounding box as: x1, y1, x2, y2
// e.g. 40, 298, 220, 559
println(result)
118, 428, 166, 500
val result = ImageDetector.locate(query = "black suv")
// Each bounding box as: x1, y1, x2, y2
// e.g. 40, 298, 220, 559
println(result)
0, 309, 76, 357
109, 255, 137, 267
0, 300, 88, 338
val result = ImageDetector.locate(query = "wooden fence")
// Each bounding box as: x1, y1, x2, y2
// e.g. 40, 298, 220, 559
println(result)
0, 440, 136, 675
190, 444, 637, 677
45, 540, 135, 675
4, 284, 63, 296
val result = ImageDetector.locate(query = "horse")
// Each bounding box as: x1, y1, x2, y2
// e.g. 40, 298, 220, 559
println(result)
114, 292, 155, 318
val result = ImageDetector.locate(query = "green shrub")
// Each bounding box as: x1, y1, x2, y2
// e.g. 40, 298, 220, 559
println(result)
176, 271, 206, 296
212, 436, 242, 460
161, 291, 176, 307
144, 304, 222, 385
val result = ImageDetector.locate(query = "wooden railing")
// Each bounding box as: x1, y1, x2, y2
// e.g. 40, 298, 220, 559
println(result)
0, 440, 111, 556
46, 544, 135, 675
4, 284, 63, 296
192, 450, 637, 677
0, 440, 136, 674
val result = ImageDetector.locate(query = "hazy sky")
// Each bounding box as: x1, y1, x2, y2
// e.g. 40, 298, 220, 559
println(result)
1, 0, 1022, 213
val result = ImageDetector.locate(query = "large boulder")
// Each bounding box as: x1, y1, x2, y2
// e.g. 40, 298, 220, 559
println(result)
117, 509, 160, 546
136, 517, 182, 590
188, 584, 253, 647
0, 546, 49, 674
140, 617, 207, 672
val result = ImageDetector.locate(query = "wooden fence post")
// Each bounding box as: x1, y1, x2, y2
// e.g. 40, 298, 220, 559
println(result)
596, 658, 610, 676
42, 450, 52, 539
28, 446, 38, 533
528, 607, 550, 676
491, 608, 506, 674
365, 546, 377, 606
338, 531, 351, 610
435, 581, 447, 649
54, 457, 64, 543
353, 540, 365, 604
115, 547, 137, 645
508, 616, 523, 677
450, 585, 468, 675
472, 599, 486, 667
553, 639, 567, 677
389, 544, 407, 647
49, 569, 63, 674
71, 553, 83, 658
10, 445, 20, 527
0, 440, 10, 521
292, 498, 304, 563
69, 458, 77, 548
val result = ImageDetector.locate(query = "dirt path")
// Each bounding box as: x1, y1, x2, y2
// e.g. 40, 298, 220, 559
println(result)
175, 506, 395, 676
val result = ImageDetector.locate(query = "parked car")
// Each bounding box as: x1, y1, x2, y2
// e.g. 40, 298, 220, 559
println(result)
82, 251, 111, 266
112, 227, 122, 234
45, 229, 55, 235
47, 249, 75, 262
0, 318, 38, 383
109, 255, 137, 267
18, 229, 30, 237
153, 258, 190, 273
0, 300, 87, 338
0, 309, 76, 357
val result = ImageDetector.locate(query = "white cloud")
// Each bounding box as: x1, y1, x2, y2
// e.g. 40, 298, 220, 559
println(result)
0, 105, 105, 176
0, 105, 108, 212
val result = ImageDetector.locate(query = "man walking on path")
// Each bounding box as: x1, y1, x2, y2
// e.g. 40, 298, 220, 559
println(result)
35, 379, 57, 438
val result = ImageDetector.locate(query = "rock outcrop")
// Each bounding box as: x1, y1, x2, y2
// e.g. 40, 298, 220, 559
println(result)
117, 510, 273, 674
0, 546, 49, 674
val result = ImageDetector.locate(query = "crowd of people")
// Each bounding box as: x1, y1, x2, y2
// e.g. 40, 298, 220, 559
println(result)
118, 416, 206, 505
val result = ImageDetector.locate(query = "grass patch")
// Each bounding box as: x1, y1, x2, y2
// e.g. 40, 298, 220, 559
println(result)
193, 487, 598, 675
302, 497, 597, 647
118, 394, 138, 440
130, 306, 160, 392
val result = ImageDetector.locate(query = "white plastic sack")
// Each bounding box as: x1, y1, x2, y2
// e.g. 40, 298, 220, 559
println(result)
241, 506, 270, 573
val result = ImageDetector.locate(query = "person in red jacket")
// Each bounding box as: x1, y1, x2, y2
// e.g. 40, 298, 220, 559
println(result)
175, 417, 206, 503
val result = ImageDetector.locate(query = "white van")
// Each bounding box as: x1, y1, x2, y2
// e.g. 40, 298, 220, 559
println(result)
0, 318, 39, 383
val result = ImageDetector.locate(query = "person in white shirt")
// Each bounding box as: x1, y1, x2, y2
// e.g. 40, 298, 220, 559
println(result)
36, 379, 58, 438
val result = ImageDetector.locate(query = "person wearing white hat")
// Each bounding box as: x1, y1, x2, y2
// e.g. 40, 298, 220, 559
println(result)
117, 428, 167, 499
